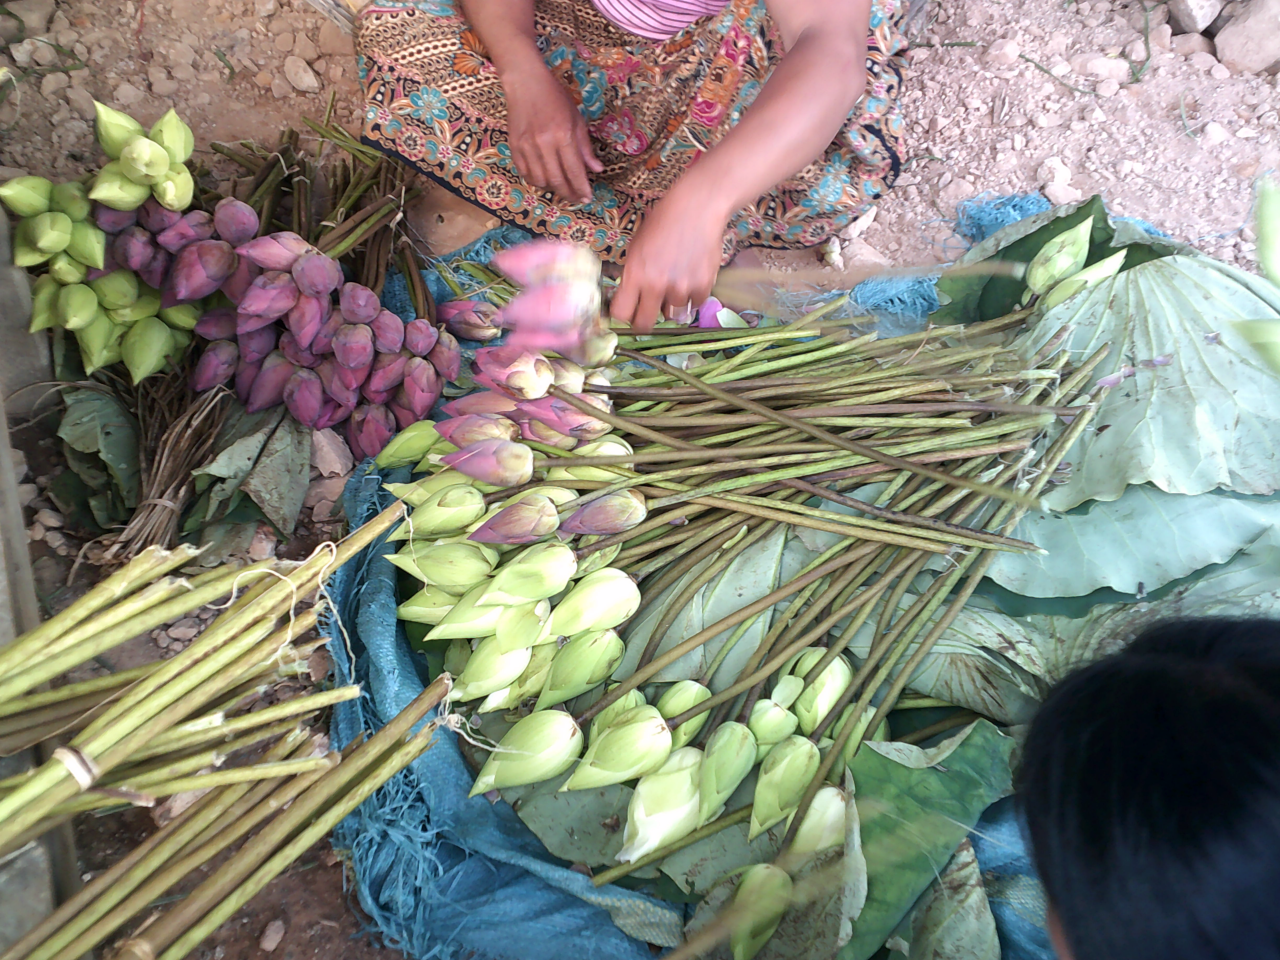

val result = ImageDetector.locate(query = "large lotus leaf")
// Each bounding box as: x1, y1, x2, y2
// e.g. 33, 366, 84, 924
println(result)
988, 485, 1280, 598
1016, 255, 1280, 511
500, 773, 634, 867
57, 388, 140, 508
904, 839, 999, 960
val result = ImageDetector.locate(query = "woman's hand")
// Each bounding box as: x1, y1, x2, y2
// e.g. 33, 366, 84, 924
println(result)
610, 187, 729, 332
504, 64, 604, 204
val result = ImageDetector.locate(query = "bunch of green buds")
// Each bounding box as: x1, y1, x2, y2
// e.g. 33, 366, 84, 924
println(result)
90, 104, 195, 212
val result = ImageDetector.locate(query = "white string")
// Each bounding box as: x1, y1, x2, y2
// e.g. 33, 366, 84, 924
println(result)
52, 745, 100, 791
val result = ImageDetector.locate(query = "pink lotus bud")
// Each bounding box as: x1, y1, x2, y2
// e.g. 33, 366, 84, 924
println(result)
94, 202, 137, 234
441, 390, 519, 418
236, 310, 278, 335
548, 358, 586, 393
396, 357, 441, 420
310, 310, 344, 355
696, 296, 724, 328
170, 240, 237, 303
500, 281, 599, 333
213, 197, 259, 248
516, 394, 611, 441
428, 328, 461, 382
441, 438, 534, 487
245, 351, 295, 413
362, 384, 396, 405
283, 368, 325, 427
440, 300, 502, 342
238, 270, 300, 321
237, 325, 277, 365
370, 309, 405, 354
112, 226, 157, 272
388, 400, 418, 431
292, 251, 343, 298
235, 231, 313, 271
220, 256, 261, 306
473, 344, 555, 400
315, 399, 355, 431
368, 350, 409, 394
138, 197, 182, 234
235, 359, 262, 405
279, 330, 322, 369
285, 293, 329, 349
191, 340, 238, 391
491, 239, 598, 287
137, 248, 169, 291
194, 307, 238, 341
336, 361, 372, 392
339, 282, 381, 324
560, 490, 647, 536
317, 358, 361, 408
156, 210, 215, 254
436, 413, 519, 447
403, 319, 438, 357
334, 322, 375, 370
520, 418, 576, 449
346, 404, 396, 460
468, 493, 560, 544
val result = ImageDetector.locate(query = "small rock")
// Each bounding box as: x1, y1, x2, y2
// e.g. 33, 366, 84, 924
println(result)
1213, 0, 1280, 74
1045, 182, 1084, 205
1188, 50, 1220, 71
260, 921, 286, 954
254, 70, 273, 89
294, 33, 319, 62
254, 0, 278, 16
1150, 23, 1174, 50
317, 20, 353, 57
271, 76, 292, 99
283, 56, 320, 93
113, 81, 144, 106
304, 475, 348, 508
312, 499, 341, 522
1201, 121, 1232, 145
172, 62, 196, 81
198, 607, 216, 620
1125, 39, 1148, 61
43, 528, 67, 550
1038, 156, 1072, 184
65, 84, 95, 119
1171, 32, 1215, 56
313, 58, 328, 74
39, 71, 69, 97
1096, 78, 1121, 96
0, 0, 55, 42
1236, 126, 1260, 138
842, 237, 891, 266
1167, 0, 1223, 34
248, 525, 278, 561
10, 446, 27, 484
1084, 55, 1131, 83
1210, 62, 1231, 78
34, 508, 63, 528
17, 483, 38, 507
148, 65, 178, 97
1034, 113, 1063, 128
274, 31, 294, 52
311, 429, 355, 477
167, 618, 201, 642
327, 62, 344, 83
984, 38, 1020, 65
31, 39, 56, 66
28, 522, 45, 542
168, 41, 196, 66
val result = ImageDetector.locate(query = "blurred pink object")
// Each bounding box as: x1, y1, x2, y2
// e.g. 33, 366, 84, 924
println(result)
473, 344, 554, 400
490, 239, 597, 287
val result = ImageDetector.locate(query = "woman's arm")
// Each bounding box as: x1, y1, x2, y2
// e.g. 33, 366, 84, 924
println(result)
459, 0, 602, 202
611, 0, 874, 329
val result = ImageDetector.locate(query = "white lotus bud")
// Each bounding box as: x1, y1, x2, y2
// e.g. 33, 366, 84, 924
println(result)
615, 747, 702, 863
561, 704, 671, 791
698, 721, 756, 826
547, 567, 640, 637
656, 680, 712, 748
451, 636, 532, 702
469, 710, 583, 796
535, 628, 624, 710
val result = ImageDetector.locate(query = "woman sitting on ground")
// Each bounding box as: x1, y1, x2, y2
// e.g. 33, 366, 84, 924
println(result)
355, 0, 910, 328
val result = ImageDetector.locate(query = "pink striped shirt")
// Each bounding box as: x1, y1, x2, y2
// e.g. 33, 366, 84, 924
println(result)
591, 0, 729, 39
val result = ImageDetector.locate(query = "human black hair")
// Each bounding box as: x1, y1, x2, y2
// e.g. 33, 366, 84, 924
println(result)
1019, 617, 1280, 960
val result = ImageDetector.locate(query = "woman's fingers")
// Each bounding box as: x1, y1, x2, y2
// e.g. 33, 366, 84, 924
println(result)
514, 147, 547, 190
633, 286, 665, 333
576, 123, 605, 174
609, 273, 639, 326
556, 142, 594, 203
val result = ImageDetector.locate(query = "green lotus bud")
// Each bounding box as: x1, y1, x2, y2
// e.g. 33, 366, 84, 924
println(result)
377, 420, 444, 469
588, 685, 648, 743
108, 286, 162, 324
66, 221, 107, 270
478, 541, 578, 606
152, 163, 194, 211
120, 315, 174, 384
770, 674, 803, 710
698, 721, 756, 826
77, 311, 121, 374
469, 709, 584, 796
387, 541, 497, 592
12, 221, 51, 267
443, 637, 471, 676
452, 636, 532, 702
1041, 248, 1128, 311
748, 697, 799, 764
90, 269, 139, 310
1259, 175, 1279, 285
547, 568, 640, 638
94, 101, 145, 159
396, 584, 457, 625
492, 599, 553, 652
58, 283, 100, 331
158, 303, 201, 330
385, 469, 476, 507
49, 181, 91, 221
615, 746, 702, 863
28, 211, 73, 254
535, 628, 624, 710
28, 275, 61, 333
148, 108, 194, 164
477, 643, 555, 714
574, 535, 623, 577
831, 704, 888, 774
425, 582, 505, 641
784, 648, 852, 736
657, 680, 712, 749
1026, 216, 1093, 295
48, 251, 88, 285
545, 438, 634, 483
561, 704, 672, 791
785, 784, 846, 862
500, 484, 578, 508
167, 327, 191, 366
749, 735, 820, 840
390, 484, 487, 541
728, 865, 792, 960
0, 176, 53, 217
88, 162, 152, 211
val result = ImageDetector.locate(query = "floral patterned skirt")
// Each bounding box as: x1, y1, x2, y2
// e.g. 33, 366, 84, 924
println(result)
356, 0, 910, 263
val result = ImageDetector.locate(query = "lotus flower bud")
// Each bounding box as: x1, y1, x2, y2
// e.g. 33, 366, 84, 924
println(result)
88, 162, 152, 211
451, 636, 532, 702
245, 351, 295, 413
87, 268, 136, 311
48, 252, 88, 285
28, 211, 73, 254
1259, 175, 1279, 285
786, 785, 847, 862
560, 491, 646, 537
729, 865, 792, 960
56, 284, 100, 331
234, 359, 261, 404
93, 202, 137, 233
138, 248, 170, 291
467, 493, 559, 544
562, 705, 672, 791
109, 286, 162, 324
219, 256, 260, 307
279, 331, 322, 369
403, 318, 439, 356
148, 108, 194, 164
441, 438, 533, 487
112, 226, 156, 271
748, 696, 799, 764
829, 703, 888, 774
314, 399, 355, 431
560, 327, 618, 369
441, 640, 472, 679
211, 196, 259, 247
478, 541, 577, 606
490, 598, 554, 652
698, 722, 756, 826
161, 302, 201, 331
155, 209, 215, 253
119, 136, 172, 185
28, 275, 60, 333
333, 322, 375, 370
291, 250, 343, 298
516, 395, 611, 442
238, 270, 300, 321
0, 175, 52, 216
194, 307, 237, 340
749, 735, 821, 840
546, 357, 586, 393
500, 280, 600, 334
478, 643, 556, 713
77, 311, 122, 374
396, 583, 458, 625
362, 310, 404, 356
1042, 248, 1128, 311
394, 484, 486, 540
347, 403, 397, 460
424, 582, 506, 641
309, 309, 344, 355
441, 391, 519, 419
473, 344, 555, 400
436, 413, 519, 448
491, 239, 599, 287
283, 294, 327, 349
547, 567, 640, 638
375, 419, 444, 469
615, 747, 702, 863
535, 628, 623, 710
282, 368, 325, 427
428, 328, 461, 382
588, 686, 647, 743
367, 351, 409, 395
235, 231, 312, 272
656, 680, 712, 749
469, 710, 584, 796
191, 340, 239, 391
237, 325, 277, 365
519, 418, 577, 450
152, 163, 194, 211
11, 225, 50, 268
338, 282, 380, 324
574, 535, 622, 577
385, 469, 483, 505
94, 101, 145, 159
783, 649, 853, 736
50, 181, 91, 222
316, 358, 360, 408
439, 300, 502, 342
170, 240, 237, 302
66, 221, 107, 270
138, 197, 182, 233
1026, 216, 1094, 295
120, 316, 174, 384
